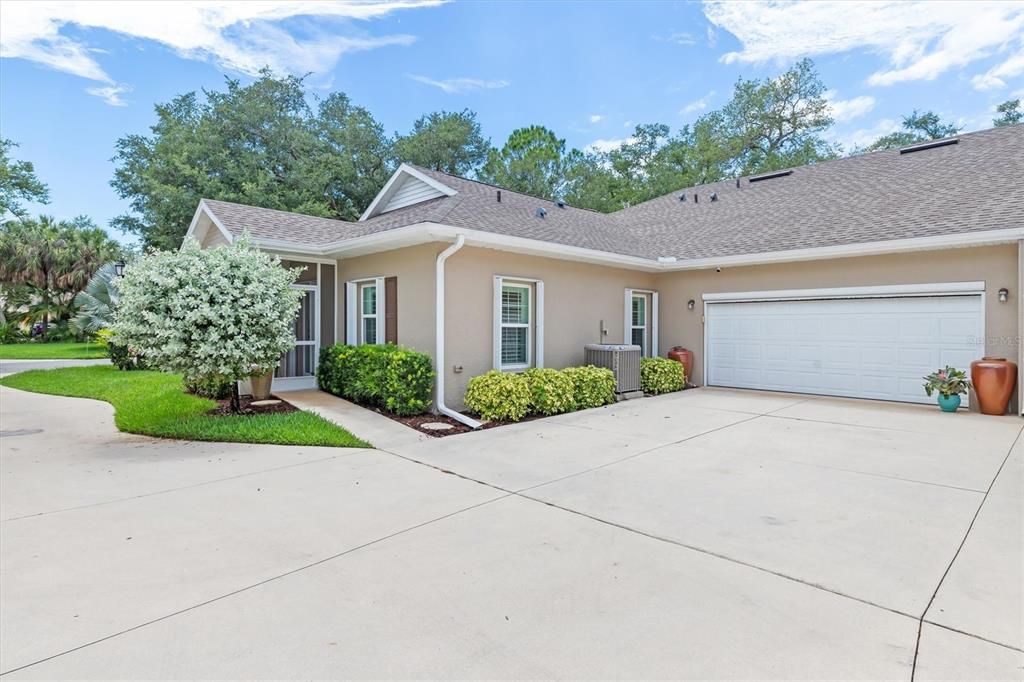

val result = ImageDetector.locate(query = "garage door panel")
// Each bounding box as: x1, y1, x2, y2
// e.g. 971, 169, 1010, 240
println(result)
706, 294, 983, 405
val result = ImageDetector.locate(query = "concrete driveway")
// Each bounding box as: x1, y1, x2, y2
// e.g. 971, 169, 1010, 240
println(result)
0, 385, 1020, 679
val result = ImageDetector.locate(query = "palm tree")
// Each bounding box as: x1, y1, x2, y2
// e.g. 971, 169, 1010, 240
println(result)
71, 263, 120, 334
0, 215, 121, 339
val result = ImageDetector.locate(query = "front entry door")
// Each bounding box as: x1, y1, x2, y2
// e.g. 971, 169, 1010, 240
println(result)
276, 286, 318, 386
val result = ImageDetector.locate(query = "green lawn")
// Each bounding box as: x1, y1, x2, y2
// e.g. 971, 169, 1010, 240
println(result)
0, 342, 109, 360
0, 365, 370, 448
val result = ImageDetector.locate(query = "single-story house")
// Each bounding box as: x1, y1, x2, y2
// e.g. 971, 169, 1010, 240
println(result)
185, 125, 1024, 417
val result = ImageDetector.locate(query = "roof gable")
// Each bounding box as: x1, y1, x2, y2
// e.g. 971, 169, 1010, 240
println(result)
360, 164, 458, 221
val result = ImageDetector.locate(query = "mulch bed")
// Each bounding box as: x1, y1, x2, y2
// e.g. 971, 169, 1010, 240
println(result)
383, 410, 545, 438
207, 394, 298, 416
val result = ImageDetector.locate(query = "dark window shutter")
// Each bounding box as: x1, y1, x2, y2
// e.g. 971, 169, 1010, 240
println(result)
385, 276, 398, 344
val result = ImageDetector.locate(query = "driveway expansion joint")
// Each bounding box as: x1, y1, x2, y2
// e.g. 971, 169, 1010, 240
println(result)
909, 425, 1023, 680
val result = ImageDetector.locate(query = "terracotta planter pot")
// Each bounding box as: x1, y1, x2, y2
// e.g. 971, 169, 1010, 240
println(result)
667, 347, 694, 384
970, 357, 1017, 416
250, 370, 274, 401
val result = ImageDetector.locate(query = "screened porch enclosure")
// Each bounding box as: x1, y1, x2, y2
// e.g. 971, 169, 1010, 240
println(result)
276, 286, 317, 380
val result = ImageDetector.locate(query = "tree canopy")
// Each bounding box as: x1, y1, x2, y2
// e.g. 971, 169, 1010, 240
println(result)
993, 99, 1022, 127
111, 58, 1009, 241
394, 110, 490, 176
864, 110, 962, 152
0, 139, 49, 219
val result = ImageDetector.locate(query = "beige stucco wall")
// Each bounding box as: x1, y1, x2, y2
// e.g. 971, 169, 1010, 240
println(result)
335, 243, 439, 356
443, 246, 658, 408
656, 244, 1021, 408
328, 241, 1020, 414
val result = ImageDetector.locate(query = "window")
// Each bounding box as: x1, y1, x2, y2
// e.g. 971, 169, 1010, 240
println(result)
494, 276, 543, 370
346, 277, 386, 346
501, 283, 531, 368
624, 288, 658, 358
631, 293, 647, 356
360, 282, 377, 345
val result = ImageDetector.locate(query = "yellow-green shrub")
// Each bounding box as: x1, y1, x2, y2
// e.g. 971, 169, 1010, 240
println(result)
464, 370, 532, 422
562, 365, 615, 408
640, 357, 685, 394
523, 367, 576, 415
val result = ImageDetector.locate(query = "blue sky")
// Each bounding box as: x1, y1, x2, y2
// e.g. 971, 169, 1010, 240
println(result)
2, 1, 1022, 244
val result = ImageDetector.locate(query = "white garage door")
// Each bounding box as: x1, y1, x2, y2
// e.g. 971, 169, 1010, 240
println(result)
704, 285, 984, 405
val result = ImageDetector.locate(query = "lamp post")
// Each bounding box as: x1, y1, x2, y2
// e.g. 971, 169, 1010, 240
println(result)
114, 260, 126, 277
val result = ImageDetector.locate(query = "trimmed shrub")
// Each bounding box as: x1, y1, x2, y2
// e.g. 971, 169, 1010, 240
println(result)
183, 373, 234, 399
317, 343, 434, 416
464, 370, 532, 422
107, 341, 148, 371
562, 365, 615, 409
640, 357, 685, 394
523, 368, 576, 415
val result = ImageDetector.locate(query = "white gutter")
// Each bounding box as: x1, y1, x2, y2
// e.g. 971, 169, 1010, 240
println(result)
435, 235, 482, 429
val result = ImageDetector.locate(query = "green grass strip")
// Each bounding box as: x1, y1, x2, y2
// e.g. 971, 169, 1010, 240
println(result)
0, 342, 109, 359
0, 365, 370, 448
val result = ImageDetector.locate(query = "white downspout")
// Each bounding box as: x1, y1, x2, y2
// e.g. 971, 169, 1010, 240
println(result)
435, 235, 483, 428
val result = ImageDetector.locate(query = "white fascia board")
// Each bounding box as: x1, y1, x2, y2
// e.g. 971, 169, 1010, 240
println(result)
703, 281, 987, 303
672, 228, 1024, 271
181, 200, 235, 250
358, 163, 457, 222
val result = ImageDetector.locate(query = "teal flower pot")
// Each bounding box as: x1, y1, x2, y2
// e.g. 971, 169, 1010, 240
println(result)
937, 393, 961, 412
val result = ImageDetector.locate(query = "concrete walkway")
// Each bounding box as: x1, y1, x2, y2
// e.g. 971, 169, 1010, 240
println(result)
0, 358, 110, 376
284, 389, 432, 450
1, 385, 1020, 679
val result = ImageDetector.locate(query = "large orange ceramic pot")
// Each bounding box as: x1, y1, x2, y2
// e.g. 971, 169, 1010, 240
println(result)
667, 347, 694, 384
970, 357, 1017, 415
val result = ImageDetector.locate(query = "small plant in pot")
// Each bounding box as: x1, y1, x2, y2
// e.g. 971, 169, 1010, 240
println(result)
923, 366, 970, 412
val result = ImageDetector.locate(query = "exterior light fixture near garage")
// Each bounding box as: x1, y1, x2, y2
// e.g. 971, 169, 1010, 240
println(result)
687, 299, 695, 310
998, 287, 1009, 302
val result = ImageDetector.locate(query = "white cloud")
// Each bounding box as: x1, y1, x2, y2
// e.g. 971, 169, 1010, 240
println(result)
85, 83, 130, 106
623, 120, 634, 128
407, 75, 509, 94
680, 90, 715, 115
666, 32, 698, 46
0, 1, 438, 104
828, 117, 900, 151
703, 0, 1024, 87
824, 90, 876, 122
972, 46, 1024, 90
587, 137, 636, 153
589, 114, 604, 123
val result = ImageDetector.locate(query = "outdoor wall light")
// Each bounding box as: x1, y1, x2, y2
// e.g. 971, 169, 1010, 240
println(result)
998, 287, 1009, 303
114, 260, 126, 277
687, 299, 696, 310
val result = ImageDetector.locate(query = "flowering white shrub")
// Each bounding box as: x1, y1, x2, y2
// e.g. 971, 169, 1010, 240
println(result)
113, 235, 302, 383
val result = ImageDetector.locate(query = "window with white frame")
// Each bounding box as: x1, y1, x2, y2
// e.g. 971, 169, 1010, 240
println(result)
631, 293, 647, 356
624, 288, 658, 358
359, 281, 378, 345
494, 277, 543, 371
346, 277, 385, 346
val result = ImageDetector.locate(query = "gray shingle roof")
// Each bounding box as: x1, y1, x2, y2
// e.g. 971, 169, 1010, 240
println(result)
202, 125, 1023, 261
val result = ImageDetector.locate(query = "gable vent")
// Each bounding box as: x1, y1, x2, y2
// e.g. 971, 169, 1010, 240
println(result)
899, 137, 959, 154
748, 169, 793, 183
